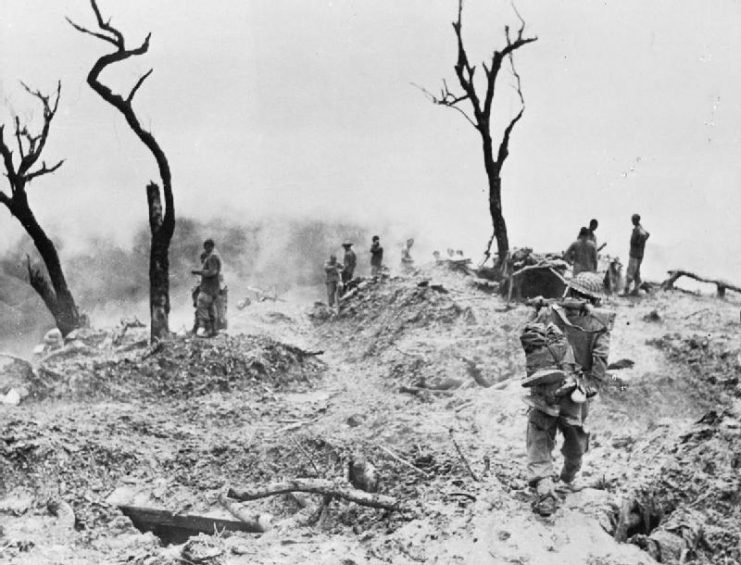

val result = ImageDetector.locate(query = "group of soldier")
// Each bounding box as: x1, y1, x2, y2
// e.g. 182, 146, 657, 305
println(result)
323, 235, 391, 307
564, 213, 650, 296
188, 218, 650, 518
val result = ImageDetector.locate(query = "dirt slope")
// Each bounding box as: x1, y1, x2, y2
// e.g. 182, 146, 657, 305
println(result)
1, 263, 740, 564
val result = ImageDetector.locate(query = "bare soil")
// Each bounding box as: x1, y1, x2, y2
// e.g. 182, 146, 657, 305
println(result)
2, 264, 740, 564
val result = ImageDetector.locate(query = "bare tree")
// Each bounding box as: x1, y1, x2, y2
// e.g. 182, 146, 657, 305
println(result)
420, 0, 536, 267
0, 81, 82, 336
69, 0, 175, 342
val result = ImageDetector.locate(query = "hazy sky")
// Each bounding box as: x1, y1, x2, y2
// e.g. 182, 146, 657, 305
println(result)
1, 0, 740, 282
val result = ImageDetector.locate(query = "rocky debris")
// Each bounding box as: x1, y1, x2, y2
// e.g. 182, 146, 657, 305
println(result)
29, 333, 325, 401
348, 453, 380, 493
643, 310, 662, 322
647, 333, 740, 397
612, 409, 741, 564
0, 355, 37, 404
607, 358, 635, 370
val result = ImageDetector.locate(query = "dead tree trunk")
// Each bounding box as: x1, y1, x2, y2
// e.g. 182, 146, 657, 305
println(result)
419, 0, 536, 268
69, 0, 175, 342
0, 81, 81, 336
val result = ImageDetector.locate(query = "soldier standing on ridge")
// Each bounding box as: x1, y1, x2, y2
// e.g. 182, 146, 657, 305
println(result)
624, 213, 650, 296
370, 235, 384, 276
586, 219, 598, 247
324, 254, 342, 307
401, 238, 415, 273
587, 218, 607, 253
564, 227, 598, 275
342, 242, 356, 287
521, 272, 614, 516
191, 238, 222, 337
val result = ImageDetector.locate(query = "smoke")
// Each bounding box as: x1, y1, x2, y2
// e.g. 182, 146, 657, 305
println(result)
1, 215, 402, 337
1, 208, 460, 353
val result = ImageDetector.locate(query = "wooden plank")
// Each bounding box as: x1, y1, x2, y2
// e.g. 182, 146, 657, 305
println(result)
119, 505, 262, 545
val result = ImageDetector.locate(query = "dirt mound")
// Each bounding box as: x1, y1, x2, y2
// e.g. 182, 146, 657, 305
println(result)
35, 333, 326, 401
314, 274, 475, 359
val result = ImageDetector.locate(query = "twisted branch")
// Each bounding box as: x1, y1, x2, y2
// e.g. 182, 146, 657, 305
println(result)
0, 80, 64, 205
69, 0, 172, 237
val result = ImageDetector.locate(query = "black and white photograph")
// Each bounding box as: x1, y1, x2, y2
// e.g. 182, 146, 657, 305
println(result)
1, 1, 740, 563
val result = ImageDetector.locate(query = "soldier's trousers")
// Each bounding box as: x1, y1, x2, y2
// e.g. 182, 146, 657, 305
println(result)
326, 282, 339, 307
526, 408, 590, 485
196, 291, 217, 331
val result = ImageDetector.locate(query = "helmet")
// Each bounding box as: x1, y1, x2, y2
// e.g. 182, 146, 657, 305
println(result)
567, 272, 604, 300
342, 241, 353, 247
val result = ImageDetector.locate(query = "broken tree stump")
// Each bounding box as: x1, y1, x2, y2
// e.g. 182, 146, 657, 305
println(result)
660, 269, 741, 298
226, 478, 400, 511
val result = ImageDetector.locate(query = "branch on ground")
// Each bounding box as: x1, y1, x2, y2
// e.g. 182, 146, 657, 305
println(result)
227, 478, 400, 511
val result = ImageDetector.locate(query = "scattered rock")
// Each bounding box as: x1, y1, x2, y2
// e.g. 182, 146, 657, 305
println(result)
643, 310, 662, 322
346, 414, 364, 428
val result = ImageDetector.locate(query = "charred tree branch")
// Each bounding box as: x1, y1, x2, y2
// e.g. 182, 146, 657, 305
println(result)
0, 81, 79, 336
420, 0, 536, 267
71, 0, 175, 341
26, 159, 65, 183
16, 81, 61, 176
127, 69, 153, 104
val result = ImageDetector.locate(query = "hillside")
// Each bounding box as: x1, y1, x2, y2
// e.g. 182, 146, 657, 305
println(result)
1, 263, 740, 564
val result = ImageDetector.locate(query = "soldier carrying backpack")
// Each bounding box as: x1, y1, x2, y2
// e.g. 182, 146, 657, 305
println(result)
520, 272, 615, 516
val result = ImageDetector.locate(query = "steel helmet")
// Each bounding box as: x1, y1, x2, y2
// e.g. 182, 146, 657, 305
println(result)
567, 272, 604, 300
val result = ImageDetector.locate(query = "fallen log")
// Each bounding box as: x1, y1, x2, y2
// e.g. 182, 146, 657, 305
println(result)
41, 341, 96, 363
227, 478, 400, 511
282, 344, 324, 360
399, 385, 454, 396
660, 269, 741, 298
217, 493, 272, 532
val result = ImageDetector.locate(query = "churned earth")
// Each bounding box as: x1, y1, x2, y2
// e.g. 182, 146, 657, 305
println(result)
1, 262, 740, 564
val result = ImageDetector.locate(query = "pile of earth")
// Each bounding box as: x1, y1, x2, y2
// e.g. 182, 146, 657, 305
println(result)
309, 266, 524, 397
311, 272, 476, 360
25, 332, 326, 401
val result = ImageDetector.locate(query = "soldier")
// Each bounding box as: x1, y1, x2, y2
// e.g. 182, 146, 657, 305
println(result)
324, 254, 343, 307
370, 235, 384, 276
521, 272, 614, 516
341, 242, 357, 286
624, 213, 650, 296
401, 238, 415, 273
191, 239, 222, 337
586, 219, 599, 246
564, 227, 598, 275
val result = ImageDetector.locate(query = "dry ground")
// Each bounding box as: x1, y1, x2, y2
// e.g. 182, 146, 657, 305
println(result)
1, 264, 740, 564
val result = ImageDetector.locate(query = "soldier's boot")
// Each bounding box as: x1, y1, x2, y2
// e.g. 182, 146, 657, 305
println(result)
532, 477, 559, 516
